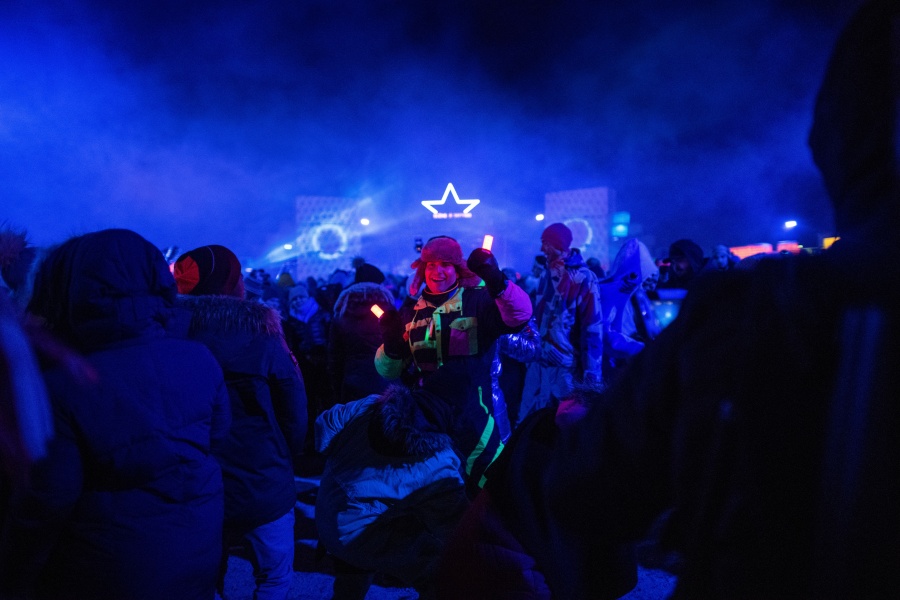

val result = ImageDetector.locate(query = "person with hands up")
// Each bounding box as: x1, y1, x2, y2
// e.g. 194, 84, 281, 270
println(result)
374, 235, 532, 496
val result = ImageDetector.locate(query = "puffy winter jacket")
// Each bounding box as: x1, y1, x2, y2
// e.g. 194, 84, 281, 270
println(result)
178, 294, 307, 530
0, 229, 230, 600
315, 386, 468, 586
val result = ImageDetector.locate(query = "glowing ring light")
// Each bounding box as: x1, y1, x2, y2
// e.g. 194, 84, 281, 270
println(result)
311, 224, 348, 260
563, 217, 594, 248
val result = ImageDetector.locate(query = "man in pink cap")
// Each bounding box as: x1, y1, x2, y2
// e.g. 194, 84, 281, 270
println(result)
518, 222, 603, 426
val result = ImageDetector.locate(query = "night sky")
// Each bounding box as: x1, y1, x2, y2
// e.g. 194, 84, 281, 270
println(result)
1, 0, 866, 272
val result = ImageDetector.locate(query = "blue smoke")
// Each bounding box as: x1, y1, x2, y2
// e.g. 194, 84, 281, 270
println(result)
0, 0, 864, 272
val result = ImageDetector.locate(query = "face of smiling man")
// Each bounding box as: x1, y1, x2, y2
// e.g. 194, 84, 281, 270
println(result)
424, 261, 458, 294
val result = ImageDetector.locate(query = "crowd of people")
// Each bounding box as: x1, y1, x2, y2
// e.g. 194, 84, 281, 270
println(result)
1, 1, 899, 598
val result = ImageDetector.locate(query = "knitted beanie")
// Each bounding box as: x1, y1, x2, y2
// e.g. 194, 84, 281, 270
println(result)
408, 236, 481, 295
541, 223, 573, 251
354, 263, 385, 285
174, 245, 244, 297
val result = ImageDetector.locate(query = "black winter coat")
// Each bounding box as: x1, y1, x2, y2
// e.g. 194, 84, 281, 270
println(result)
178, 294, 308, 530
545, 252, 900, 598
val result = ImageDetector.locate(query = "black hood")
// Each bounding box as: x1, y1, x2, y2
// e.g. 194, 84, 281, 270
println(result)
27, 229, 176, 352
333, 281, 396, 321
808, 0, 900, 241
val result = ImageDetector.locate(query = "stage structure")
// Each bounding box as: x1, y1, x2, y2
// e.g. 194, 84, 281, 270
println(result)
278, 195, 364, 281
268, 185, 614, 282
543, 186, 614, 269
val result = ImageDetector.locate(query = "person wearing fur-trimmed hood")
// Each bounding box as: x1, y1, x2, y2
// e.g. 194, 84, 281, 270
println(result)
174, 244, 308, 600
315, 383, 470, 600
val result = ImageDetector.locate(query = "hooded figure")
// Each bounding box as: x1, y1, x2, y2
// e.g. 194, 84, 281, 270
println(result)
327, 279, 396, 405
0, 229, 230, 600
174, 244, 307, 600
315, 384, 470, 599
597, 238, 660, 379
534, 3, 900, 598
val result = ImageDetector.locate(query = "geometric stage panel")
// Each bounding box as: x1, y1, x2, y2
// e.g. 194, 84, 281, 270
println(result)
544, 186, 614, 269
258, 196, 365, 283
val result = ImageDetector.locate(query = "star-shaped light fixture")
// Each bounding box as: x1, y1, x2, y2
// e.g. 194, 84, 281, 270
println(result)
421, 183, 480, 215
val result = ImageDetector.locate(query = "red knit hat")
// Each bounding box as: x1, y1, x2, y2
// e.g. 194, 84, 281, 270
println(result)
408, 236, 480, 295
541, 223, 573, 251
174, 245, 244, 297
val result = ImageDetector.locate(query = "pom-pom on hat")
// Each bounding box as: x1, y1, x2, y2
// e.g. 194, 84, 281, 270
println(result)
541, 223, 573, 251
174, 245, 244, 297
408, 236, 480, 295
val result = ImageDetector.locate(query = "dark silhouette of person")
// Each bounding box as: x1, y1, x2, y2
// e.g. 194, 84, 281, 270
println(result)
513, 2, 900, 598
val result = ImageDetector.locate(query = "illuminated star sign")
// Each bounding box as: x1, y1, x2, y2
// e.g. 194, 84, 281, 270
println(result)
421, 183, 480, 218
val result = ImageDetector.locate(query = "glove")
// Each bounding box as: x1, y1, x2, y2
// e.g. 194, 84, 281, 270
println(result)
378, 306, 406, 358
466, 248, 507, 297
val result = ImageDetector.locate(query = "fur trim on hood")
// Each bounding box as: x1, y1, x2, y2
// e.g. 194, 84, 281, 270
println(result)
368, 384, 454, 458
177, 294, 284, 338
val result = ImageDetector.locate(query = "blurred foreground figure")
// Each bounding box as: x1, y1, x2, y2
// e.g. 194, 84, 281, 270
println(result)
435, 383, 634, 600
0, 292, 53, 518
0, 229, 231, 600
531, 2, 900, 598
